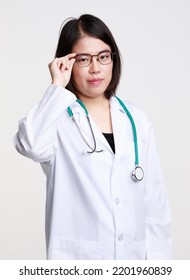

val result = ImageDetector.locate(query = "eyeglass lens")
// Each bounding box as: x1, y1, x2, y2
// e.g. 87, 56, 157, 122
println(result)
75, 51, 113, 67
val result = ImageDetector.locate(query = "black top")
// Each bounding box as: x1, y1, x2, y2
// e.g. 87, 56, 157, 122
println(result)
102, 133, 115, 154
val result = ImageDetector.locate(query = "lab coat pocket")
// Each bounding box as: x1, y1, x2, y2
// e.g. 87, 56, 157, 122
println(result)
51, 238, 102, 260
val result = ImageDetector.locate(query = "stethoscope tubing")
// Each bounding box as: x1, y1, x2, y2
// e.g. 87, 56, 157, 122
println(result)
67, 96, 144, 181
68, 101, 103, 153
115, 96, 139, 166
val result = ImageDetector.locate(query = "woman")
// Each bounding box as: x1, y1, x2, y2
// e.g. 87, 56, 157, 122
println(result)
14, 14, 172, 259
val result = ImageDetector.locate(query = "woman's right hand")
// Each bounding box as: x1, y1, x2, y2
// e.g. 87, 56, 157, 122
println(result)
48, 53, 76, 88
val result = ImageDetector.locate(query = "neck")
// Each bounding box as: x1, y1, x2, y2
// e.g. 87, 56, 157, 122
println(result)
77, 95, 110, 112
77, 94, 113, 133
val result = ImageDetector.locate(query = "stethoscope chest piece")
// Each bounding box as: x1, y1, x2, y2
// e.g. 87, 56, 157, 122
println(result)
131, 165, 144, 181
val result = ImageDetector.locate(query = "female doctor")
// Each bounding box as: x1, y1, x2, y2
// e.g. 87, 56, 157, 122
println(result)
14, 14, 172, 260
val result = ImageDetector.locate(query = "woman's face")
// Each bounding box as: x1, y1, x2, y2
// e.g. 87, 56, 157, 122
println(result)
71, 36, 113, 99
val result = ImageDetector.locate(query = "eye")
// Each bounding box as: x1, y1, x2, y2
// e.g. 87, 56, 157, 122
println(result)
76, 55, 90, 65
99, 52, 111, 61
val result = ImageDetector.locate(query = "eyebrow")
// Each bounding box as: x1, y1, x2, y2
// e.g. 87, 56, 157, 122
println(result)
75, 49, 111, 56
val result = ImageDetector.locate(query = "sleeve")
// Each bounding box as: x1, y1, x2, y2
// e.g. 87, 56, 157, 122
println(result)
13, 84, 76, 163
144, 124, 172, 259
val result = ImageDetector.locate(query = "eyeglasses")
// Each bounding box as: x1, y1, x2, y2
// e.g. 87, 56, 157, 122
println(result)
74, 50, 115, 67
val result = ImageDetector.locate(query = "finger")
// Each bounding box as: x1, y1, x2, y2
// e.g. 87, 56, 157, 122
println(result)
53, 54, 76, 72
65, 53, 76, 69
65, 57, 75, 71
57, 58, 67, 72
55, 53, 76, 65
67, 53, 76, 59
57, 58, 64, 69
69, 58, 76, 70
60, 62, 67, 72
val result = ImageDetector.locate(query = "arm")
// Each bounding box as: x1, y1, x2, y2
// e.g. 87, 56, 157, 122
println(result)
14, 54, 76, 162
144, 125, 172, 259
14, 85, 76, 162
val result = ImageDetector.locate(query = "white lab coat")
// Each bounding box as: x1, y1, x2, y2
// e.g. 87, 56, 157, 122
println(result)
14, 84, 172, 260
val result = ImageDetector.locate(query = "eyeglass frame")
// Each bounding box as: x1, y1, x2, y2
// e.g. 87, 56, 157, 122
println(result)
74, 50, 115, 67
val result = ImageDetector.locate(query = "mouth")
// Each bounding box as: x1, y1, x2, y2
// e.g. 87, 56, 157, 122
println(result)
88, 78, 103, 86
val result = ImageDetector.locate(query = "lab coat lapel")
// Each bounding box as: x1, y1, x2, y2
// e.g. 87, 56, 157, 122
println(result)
87, 97, 133, 155
71, 102, 112, 153
88, 97, 133, 154
88, 117, 114, 153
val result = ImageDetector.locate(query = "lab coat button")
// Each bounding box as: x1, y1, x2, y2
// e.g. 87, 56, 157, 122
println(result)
118, 235, 123, 241
115, 198, 120, 205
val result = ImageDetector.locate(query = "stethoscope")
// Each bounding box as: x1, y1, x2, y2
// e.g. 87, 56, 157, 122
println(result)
67, 96, 144, 181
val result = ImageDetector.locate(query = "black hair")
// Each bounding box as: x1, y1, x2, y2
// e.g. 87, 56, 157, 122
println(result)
55, 14, 122, 98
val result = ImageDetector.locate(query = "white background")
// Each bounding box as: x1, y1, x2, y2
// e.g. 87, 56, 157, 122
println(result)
0, 0, 189, 259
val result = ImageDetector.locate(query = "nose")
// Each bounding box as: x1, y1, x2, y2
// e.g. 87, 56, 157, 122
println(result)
89, 56, 101, 73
